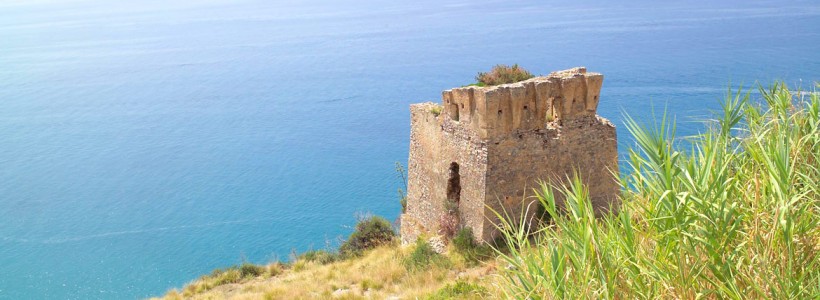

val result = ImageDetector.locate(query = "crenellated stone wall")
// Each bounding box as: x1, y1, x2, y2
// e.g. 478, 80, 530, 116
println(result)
441, 67, 603, 139
401, 67, 618, 243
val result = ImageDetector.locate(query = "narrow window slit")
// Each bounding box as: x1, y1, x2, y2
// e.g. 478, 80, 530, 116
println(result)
446, 162, 461, 204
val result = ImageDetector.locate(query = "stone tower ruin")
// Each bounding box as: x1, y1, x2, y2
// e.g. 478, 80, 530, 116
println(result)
400, 67, 619, 243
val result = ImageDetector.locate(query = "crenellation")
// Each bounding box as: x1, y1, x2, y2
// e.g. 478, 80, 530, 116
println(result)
557, 75, 581, 119
454, 88, 473, 124
439, 67, 603, 139
499, 87, 510, 134
522, 82, 538, 129
483, 88, 501, 137
472, 88, 489, 139
509, 83, 527, 131
402, 67, 618, 243
584, 74, 603, 113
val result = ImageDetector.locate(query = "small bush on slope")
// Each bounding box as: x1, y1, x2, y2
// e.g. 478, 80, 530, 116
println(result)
339, 215, 396, 258
451, 227, 476, 252
180, 262, 279, 296
493, 82, 820, 299
159, 243, 498, 300
452, 227, 493, 265
403, 238, 451, 271
298, 249, 339, 265
238, 263, 265, 278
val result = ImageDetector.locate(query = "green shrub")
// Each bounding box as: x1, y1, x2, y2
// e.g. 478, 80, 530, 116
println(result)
403, 239, 450, 271
493, 82, 820, 299
182, 261, 281, 296
203, 267, 242, 285
475, 64, 534, 86
426, 280, 489, 299
339, 216, 396, 257
452, 227, 493, 265
213, 269, 241, 285
451, 227, 475, 251
299, 250, 339, 265
238, 263, 264, 279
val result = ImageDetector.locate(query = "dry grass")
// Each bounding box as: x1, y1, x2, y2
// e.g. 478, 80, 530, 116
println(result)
153, 243, 499, 300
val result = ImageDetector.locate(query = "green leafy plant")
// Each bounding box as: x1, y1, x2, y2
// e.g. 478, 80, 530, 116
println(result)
451, 227, 493, 265
403, 238, 450, 271
238, 263, 265, 279
492, 82, 820, 299
339, 215, 396, 258
475, 64, 534, 86
395, 162, 409, 213
451, 227, 475, 251
182, 261, 275, 296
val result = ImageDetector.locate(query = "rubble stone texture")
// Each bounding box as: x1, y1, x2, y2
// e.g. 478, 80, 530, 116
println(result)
401, 67, 619, 243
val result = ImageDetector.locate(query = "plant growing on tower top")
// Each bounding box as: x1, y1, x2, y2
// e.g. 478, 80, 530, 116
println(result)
474, 64, 534, 86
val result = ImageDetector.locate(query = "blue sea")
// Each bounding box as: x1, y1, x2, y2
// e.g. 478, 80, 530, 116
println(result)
1, 0, 818, 298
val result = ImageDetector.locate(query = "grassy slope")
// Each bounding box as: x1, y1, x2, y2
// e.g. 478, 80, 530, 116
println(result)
154, 243, 499, 300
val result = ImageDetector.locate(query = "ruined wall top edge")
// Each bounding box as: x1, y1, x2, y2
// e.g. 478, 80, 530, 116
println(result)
445, 67, 597, 93
427, 67, 604, 139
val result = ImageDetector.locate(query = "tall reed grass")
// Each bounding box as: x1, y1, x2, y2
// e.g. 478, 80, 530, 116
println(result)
493, 82, 819, 299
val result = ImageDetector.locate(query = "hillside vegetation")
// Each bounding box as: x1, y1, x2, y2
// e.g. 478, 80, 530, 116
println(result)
155, 242, 498, 299
154, 216, 499, 299
157, 82, 818, 299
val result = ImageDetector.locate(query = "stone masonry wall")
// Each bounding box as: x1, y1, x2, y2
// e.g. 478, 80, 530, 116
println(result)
481, 116, 618, 240
402, 67, 618, 243
401, 103, 488, 243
